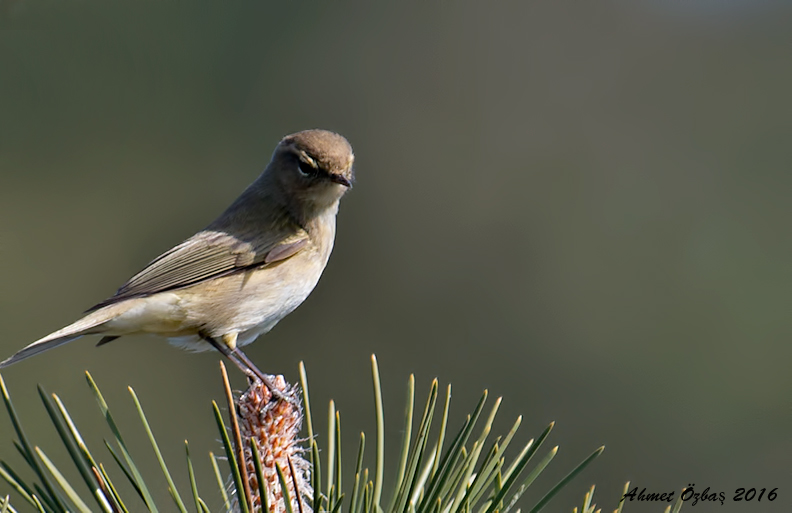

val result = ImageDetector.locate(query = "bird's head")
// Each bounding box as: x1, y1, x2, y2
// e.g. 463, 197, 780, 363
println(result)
267, 129, 355, 213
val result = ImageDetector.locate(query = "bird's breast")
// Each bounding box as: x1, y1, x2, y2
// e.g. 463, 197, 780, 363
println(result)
176, 212, 337, 343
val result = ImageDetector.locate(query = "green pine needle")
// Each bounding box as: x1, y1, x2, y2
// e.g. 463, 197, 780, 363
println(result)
130, 387, 188, 513
371, 355, 385, 509
0, 357, 610, 513
527, 446, 604, 513
251, 438, 269, 513
212, 401, 249, 513
210, 452, 232, 513
86, 372, 158, 513
275, 462, 295, 513
1, 375, 66, 511
33, 447, 93, 513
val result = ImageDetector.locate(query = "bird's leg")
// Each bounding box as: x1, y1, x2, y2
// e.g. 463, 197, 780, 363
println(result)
202, 332, 289, 403
229, 346, 292, 403
202, 334, 252, 377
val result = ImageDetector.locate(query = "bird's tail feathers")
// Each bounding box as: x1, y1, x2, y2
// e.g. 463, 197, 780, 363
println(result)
0, 312, 111, 369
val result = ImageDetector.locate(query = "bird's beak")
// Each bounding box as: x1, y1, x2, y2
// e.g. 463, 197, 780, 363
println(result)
330, 174, 353, 188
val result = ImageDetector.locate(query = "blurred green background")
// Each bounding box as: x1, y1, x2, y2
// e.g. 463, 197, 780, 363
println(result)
1, 1, 790, 512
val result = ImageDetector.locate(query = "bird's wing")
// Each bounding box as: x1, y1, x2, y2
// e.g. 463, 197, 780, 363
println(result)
87, 229, 308, 311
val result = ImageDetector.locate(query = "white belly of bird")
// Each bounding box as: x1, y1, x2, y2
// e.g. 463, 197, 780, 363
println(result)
233, 275, 320, 347
168, 250, 329, 352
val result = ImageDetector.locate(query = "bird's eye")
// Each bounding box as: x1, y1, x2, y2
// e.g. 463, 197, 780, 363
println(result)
298, 159, 317, 177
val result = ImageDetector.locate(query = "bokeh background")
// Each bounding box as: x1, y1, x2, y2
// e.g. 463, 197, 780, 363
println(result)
1, 1, 790, 511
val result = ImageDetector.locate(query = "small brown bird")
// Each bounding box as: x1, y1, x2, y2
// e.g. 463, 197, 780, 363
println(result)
0, 129, 354, 396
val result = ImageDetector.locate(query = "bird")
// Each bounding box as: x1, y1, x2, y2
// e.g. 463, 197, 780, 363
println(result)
0, 129, 354, 398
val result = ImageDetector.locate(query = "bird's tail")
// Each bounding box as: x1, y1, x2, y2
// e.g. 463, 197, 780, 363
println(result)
0, 310, 113, 369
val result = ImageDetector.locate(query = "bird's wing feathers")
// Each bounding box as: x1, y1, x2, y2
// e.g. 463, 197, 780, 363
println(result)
119, 232, 261, 293
88, 229, 309, 311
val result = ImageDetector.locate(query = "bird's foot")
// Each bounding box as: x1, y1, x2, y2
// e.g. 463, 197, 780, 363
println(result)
203, 333, 296, 405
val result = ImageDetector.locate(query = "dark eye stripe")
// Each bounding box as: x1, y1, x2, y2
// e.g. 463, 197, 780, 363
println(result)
298, 159, 318, 176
